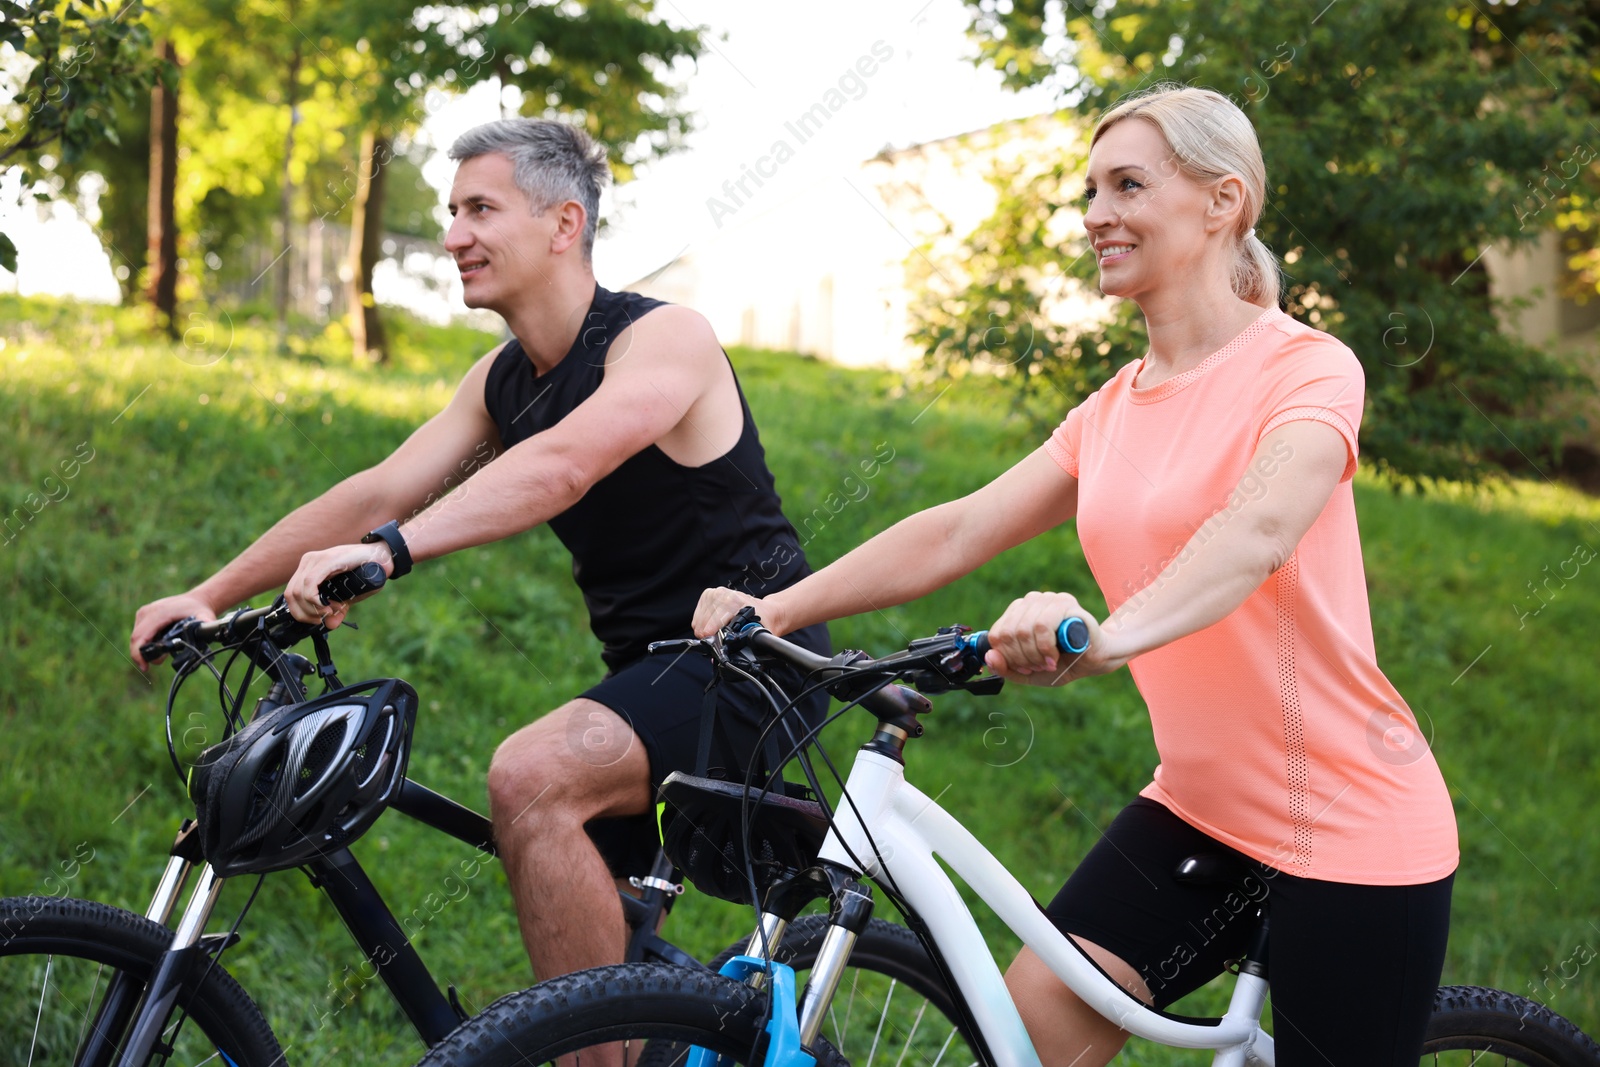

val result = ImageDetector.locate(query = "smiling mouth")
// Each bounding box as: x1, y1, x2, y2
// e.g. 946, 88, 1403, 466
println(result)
458, 259, 488, 278
1098, 244, 1135, 263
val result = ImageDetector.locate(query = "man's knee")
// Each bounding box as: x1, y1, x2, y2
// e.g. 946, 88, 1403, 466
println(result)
487, 700, 650, 828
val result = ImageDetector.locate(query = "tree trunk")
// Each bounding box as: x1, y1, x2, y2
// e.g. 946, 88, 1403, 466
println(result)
145, 39, 179, 338
347, 125, 390, 363
275, 41, 302, 354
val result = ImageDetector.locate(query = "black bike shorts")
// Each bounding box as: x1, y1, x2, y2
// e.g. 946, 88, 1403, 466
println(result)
580, 622, 831, 878
1044, 796, 1453, 1066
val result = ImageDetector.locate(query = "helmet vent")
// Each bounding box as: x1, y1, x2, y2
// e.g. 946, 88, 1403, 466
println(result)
235, 742, 287, 848
297, 721, 349, 798
352, 713, 395, 789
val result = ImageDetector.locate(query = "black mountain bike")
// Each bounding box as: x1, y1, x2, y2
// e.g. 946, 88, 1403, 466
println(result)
0, 567, 960, 1066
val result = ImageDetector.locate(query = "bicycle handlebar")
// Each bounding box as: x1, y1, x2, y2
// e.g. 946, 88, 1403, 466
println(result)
655, 611, 1090, 728
737, 624, 939, 730
139, 563, 388, 663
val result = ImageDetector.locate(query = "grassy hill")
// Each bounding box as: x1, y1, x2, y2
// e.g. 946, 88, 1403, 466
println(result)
2, 295, 1597, 1063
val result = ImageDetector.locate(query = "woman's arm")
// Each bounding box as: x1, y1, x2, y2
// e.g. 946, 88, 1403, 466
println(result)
694, 447, 1079, 636
987, 419, 1350, 683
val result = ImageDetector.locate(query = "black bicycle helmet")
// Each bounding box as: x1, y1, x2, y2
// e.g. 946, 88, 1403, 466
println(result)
188, 678, 418, 876
658, 771, 829, 905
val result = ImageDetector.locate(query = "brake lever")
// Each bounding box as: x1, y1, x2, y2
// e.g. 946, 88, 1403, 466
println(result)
646, 638, 704, 656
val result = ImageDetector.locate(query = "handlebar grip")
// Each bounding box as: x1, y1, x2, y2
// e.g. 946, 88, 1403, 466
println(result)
138, 641, 170, 662
1057, 617, 1090, 654
966, 617, 1090, 658
319, 562, 388, 605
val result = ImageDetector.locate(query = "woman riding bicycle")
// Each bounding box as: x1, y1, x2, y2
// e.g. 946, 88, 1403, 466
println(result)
694, 84, 1457, 1067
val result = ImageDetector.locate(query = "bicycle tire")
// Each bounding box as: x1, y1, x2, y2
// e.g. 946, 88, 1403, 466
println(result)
1421, 984, 1600, 1065
418, 962, 847, 1067
0, 895, 284, 1067
709, 915, 979, 1067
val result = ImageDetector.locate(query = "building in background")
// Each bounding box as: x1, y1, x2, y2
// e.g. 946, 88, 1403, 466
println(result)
629, 113, 1102, 369
631, 112, 1599, 382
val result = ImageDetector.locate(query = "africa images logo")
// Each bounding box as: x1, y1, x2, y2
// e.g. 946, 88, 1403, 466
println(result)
705, 41, 896, 229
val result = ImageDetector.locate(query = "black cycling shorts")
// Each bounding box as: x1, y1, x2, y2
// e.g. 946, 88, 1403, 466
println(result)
580, 622, 831, 878
1044, 796, 1453, 1066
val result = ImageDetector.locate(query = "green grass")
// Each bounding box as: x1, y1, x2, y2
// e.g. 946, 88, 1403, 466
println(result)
2, 293, 1598, 1064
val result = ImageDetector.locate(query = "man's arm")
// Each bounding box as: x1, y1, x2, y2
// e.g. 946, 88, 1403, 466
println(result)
130, 348, 506, 664
279, 306, 731, 623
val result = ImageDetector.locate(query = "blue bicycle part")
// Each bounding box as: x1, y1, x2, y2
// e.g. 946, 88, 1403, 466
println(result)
685, 956, 815, 1067
963, 615, 1089, 658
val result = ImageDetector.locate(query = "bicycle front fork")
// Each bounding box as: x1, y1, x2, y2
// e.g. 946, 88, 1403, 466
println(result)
740, 865, 875, 1054
75, 821, 227, 1067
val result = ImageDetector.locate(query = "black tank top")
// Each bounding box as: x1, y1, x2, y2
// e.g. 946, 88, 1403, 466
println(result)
483, 285, 814, 670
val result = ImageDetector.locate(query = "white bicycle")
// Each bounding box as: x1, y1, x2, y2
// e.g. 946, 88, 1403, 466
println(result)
413, 613, 1600, 1067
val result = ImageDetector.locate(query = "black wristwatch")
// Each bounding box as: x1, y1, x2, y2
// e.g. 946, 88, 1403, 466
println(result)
361, 520, 413, 579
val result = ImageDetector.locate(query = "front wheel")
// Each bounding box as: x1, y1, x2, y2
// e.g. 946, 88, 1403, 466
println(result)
418, 962, 847, 1067
1420, 985, 1600, 1065
0, 895, 283, 1067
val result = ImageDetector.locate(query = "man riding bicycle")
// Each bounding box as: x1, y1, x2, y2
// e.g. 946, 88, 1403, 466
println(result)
129, 117, 829, 984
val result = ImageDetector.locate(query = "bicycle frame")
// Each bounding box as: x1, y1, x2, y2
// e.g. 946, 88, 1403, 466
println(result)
97, 601, 699, 1066
818, 747, 1275, 1067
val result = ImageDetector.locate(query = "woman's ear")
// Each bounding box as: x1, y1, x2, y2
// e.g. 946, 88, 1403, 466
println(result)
1206, 174, 1248, 236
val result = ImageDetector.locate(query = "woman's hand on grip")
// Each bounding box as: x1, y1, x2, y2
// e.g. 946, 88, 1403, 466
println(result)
984, 591, 1123, 686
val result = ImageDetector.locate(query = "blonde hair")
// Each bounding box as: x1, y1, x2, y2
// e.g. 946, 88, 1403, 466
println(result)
1092, 84, 1282, 308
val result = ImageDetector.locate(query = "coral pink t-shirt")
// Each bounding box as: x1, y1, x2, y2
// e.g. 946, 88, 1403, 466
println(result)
1045, 307, 1457, 884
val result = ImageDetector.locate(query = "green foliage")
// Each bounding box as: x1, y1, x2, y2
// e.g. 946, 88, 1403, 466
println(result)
456, 0, 701, 177
3, 0, 702, 326
0, 0, 167, 277
919, 0, 1600, 484
3, 296, 1598, 1059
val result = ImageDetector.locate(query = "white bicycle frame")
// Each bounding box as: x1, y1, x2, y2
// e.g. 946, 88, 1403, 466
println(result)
816, 747, 1275, 1067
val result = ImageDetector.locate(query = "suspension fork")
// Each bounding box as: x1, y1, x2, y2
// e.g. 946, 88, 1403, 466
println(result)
107, 863, 227, 1067
72, 823, 206, 1067
796, 875, 874, 1050
735, 863, 877, 1050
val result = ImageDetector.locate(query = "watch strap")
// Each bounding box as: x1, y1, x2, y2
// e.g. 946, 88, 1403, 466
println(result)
361, 520, 413, 579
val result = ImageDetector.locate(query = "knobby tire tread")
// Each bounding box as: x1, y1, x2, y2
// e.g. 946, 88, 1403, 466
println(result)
1425, 984, 1600, 1066
0, 895, 284, 1067
420, 962, 846, 1067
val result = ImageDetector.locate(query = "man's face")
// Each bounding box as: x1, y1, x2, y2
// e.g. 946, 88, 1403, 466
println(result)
444, 153, 554, 311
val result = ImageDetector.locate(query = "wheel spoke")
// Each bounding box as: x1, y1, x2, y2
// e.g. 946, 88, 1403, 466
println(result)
926, 1024, 959, 1067
835, 968, 862, 1055
29, 954, 55, 1067
891, 999, 928, 1067
75, 962, 108, 1056
865, 979, 896, 1067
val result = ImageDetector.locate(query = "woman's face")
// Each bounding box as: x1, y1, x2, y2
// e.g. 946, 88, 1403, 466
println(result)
1082, 118, 1226, 302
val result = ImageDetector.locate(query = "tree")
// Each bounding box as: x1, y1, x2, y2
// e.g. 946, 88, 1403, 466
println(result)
0, 0, 164, 275
919, 0, 1599, 484
145, 36, 176, 334
330, 0, 702, 361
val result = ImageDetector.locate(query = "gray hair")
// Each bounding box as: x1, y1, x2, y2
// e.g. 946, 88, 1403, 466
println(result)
1093, 84, 1283, 309
448, 119, 611, 260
